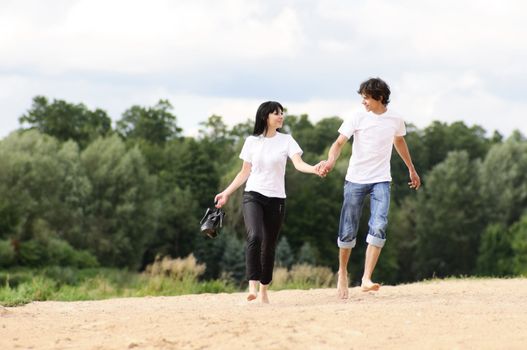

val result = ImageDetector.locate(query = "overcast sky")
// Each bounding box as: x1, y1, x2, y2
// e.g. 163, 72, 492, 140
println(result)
1, 0, 526, 138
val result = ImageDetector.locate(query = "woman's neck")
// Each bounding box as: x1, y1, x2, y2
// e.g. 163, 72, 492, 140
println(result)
264, 129, 277, 138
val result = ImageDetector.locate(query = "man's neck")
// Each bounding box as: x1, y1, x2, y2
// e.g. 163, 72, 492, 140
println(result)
372, 106, 388, 115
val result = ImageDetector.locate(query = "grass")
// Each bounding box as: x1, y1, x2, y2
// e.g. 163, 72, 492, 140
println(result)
0, 267, 237, 307
0, 259, 339, 307
271, 264, 336, 290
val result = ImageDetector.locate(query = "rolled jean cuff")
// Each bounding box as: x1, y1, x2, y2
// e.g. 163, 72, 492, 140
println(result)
366, 234, 385, 248
338, 237, 357, 249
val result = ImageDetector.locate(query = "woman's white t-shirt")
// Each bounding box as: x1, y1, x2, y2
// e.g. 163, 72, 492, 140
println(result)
239, 132, 303, 198
339, 110, 406, 184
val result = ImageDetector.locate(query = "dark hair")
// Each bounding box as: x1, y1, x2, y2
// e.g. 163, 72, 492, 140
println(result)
357, 78, 391, 105
253, 101, 284, 136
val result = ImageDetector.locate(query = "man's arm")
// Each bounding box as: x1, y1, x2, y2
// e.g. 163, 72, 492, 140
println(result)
393, 136, 421, 190
321, 134, 349, 175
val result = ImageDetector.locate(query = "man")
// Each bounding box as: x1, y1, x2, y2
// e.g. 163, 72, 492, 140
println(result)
319, 77, 420, 299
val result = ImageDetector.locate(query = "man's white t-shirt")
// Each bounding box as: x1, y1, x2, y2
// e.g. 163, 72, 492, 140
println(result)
338, 110, 406, 184
240, 132, 303, 198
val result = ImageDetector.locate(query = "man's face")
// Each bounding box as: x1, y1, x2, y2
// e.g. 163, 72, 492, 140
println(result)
361, 94, 384, 113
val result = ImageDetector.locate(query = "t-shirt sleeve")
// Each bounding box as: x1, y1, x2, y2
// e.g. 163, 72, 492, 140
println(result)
338, 115, 357, 139
396, 118, 407, 136
287, 136, 303, 158
239, 137, 253, 162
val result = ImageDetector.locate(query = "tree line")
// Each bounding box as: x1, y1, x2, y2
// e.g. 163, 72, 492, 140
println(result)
0, 95, 526, 285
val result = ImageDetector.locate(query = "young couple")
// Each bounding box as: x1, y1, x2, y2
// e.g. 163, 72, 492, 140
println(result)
214, 77, 421, 303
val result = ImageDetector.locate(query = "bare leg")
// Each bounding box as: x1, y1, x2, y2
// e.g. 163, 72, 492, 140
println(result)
361, 244, 381, 292
247, 280, 258, 301
258, 283, 270, 304
337, 248, 352, 299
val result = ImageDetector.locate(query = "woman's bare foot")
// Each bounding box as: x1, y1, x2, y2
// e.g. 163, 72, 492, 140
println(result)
247, 280, 258, 301
361, 279, 380, 292
258, 293, 269, 304
258, 283, 270, 304
337, 272, 349, 299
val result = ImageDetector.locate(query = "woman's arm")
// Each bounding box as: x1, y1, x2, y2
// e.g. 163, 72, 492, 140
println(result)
214, 161, 252, 207
290, 153, 323, 175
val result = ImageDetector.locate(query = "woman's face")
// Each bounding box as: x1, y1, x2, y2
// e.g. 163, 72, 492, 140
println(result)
267, 109, 284, 130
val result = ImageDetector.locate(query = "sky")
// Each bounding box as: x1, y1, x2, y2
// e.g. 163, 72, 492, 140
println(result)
1, 0, 526, 138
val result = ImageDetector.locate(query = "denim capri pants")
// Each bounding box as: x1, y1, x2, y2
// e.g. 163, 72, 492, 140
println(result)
337, 181, 390, 249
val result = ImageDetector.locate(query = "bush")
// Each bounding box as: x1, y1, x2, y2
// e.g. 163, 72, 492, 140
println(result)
476, 223, 514, 276
272, 267, 289, 286
17, 240, 46, 267
271, 264, 335, 289
218, 234, 245, 283
145, 254, 206, 281
0, 240, 15, 267
275, 236, 293, 269
47, 239, 99, 268
297, 242, 317, 265
16, 238, 99, 268
289, 264, 334, 287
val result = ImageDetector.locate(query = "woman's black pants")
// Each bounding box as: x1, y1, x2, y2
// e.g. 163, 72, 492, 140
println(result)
242, 191, 285, 285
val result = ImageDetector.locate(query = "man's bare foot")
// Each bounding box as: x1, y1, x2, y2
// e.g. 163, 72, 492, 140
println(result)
337, 272, 349, 299
361, 279, 380, 292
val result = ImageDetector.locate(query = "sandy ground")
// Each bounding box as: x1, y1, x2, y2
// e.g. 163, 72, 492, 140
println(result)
1, 278, 527, 350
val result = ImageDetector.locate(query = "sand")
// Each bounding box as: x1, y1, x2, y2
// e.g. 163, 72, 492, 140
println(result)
1, 278, 527, 349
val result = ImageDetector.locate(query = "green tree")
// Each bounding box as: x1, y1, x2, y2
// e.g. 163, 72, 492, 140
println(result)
0, 131, 86, 242
219, 233, 245, 283
0, 239, 15, 267
511, 213, 527, 275
413, 151, 484, 278
80, 135, 157, 268
19, 96, 111, 148
275, 236, 294, 268
141, 186, 198, 267
421, 121, 491, 171
385, 196, 419, 282
390, 124, 427, 204
161, 138, 219, 209
0, 130, 96, 267
198, 115, 237, 171
282, 114, 314, 151
282, 161, 342, 269
476, 223, 515, 276
193, 234, 228, 280
301, 116, 343, 155
297, 242, 317, 265
229, 118, 254, 142
116, 99, 181, 144
479, 136, 527, 226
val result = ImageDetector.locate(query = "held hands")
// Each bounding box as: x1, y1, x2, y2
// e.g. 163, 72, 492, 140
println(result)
314, 160, 334, 177
214, 192, 229, 208
314, 161, 327, 177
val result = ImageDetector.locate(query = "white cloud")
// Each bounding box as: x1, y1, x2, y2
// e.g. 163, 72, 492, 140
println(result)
1, 0, 526, 139
395, 71, 525, 135
0, 0, 305, 74
316, 0, 527, 69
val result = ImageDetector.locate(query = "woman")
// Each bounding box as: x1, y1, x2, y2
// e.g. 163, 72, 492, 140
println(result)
215, 101, 323, 303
